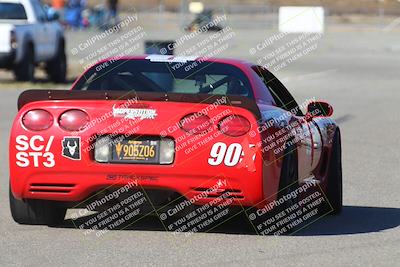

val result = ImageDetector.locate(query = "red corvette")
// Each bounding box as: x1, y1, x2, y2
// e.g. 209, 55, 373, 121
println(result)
9, 55, 342, 226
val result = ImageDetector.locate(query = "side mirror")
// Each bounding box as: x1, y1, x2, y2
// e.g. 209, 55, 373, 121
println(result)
306, 101, 333, 120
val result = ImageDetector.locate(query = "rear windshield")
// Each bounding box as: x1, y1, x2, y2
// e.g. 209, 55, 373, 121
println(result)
73, 58, 253, 98
0, 3, 27, 20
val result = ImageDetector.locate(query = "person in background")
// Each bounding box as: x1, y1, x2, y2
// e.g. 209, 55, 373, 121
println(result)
106, 0, 119, 28
64, 0, 86, 29
51, 0, 64, 21
52, 0, 64, 10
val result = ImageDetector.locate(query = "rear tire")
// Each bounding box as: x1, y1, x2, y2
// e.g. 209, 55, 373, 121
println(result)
277, 144, 299, 211
267, 144, 300, 234
14, 45, 35, 82
325, 129, 343, 215
9, 186, 67, 226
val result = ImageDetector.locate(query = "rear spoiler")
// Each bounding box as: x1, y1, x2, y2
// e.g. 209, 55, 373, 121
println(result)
18, 90, 262, 119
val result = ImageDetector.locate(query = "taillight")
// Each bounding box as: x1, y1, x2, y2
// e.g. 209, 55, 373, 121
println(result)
10, 30, 17, 49
180, 113, 211, 134
59, 109, 89, 131
22, 109, 53, 131
218, 115, 251, 137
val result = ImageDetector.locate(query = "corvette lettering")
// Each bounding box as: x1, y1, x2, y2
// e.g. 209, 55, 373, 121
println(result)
15, 135, 55, 168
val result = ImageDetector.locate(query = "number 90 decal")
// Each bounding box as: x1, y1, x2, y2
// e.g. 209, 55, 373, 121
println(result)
208, 142, 245, 167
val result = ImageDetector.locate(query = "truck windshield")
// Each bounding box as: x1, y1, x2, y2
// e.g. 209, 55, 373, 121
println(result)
0, 3, 27, 20
72, 59, 253, 98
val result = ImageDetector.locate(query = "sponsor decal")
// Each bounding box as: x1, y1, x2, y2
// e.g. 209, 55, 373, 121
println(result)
62, 137, 81, 160
15, 135, 55, 168
112, 104, 157, 120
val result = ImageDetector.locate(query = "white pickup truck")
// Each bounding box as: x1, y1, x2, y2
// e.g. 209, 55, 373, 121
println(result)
0, 0, 66, 82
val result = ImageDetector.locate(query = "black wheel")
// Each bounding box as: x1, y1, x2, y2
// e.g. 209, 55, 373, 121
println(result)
46, 40, 67, 83
237, 144, 299, 235
9, 186, 67, 226
14, 45, 35, 82
325, 129, 343, 215
277, 143, 299, 211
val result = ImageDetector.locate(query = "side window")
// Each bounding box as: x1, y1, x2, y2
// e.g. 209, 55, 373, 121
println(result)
0, 3, 27, 20
252, 66, 303, 116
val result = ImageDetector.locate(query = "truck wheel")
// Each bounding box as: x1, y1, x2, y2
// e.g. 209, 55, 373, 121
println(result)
14, 46, 34, 82
46, 42, 67, 83
9, 186, 67, 226
325, 129, 343, 215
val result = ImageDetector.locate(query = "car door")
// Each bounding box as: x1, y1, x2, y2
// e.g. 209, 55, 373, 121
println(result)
252, 66, 318, 183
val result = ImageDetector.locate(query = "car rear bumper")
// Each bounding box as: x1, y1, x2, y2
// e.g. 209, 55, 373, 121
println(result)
11, 168, 265, 208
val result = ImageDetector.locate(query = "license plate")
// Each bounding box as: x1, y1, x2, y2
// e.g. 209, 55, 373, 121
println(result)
111, 138, 159, 164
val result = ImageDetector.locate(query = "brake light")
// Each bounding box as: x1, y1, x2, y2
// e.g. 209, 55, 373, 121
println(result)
10, 30, 17, 49
59, 109, 89, 131
218, 115, 251, 137
180, 113, 211, 134
22, 109, 53, 131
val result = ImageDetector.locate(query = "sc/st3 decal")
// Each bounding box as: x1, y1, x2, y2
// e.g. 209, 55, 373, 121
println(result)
62, 137, 81, 160
15, 135, 55, 168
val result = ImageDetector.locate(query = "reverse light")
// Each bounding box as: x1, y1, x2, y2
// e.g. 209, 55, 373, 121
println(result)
94, 136, 111, 162
160, 138, 175, 164
180, 113, 211, 134
22, 109, 53, 131
218, 115, 251, 137
59, 109, 89, 131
